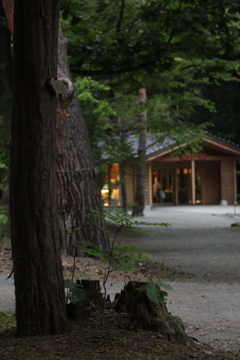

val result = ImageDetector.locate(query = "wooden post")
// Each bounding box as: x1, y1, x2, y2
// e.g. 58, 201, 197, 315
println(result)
132, 88, 147, 215
149, 164, 153, 207
234, 160, 237, 204
174, 169, 179, 205
191, 160, 196, 205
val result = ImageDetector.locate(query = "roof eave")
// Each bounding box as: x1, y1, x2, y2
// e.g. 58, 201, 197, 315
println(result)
146, 135, 240, 161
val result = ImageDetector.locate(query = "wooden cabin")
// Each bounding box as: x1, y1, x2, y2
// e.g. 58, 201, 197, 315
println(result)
101, 135, 240, 207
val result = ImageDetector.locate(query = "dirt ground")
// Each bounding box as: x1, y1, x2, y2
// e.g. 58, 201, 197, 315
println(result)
0, 225, 239, 360
0, 313, 237, 360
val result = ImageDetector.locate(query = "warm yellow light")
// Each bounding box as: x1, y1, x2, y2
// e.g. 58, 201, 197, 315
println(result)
101, 189, 109, 194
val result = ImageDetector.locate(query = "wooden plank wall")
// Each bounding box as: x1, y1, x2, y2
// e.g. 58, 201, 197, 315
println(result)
125, 162, 134, 204
144, 164, 150, 205
202, 161, 221, 204
221, 159, 235, 204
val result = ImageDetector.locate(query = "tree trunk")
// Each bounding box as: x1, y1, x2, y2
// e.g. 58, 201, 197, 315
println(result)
0, 3, 110, 257
120, 161, 127, 211
56, 27, 110, 256
66, 280, 104, 320
132, 88, 147, 216
10, 0, 70, 336
0, 0, 12, 150
0, 0, 13, 215
114, 281, 192, 345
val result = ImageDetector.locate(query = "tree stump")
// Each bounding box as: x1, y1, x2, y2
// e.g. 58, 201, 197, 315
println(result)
67, 280, 105, 319
79, 279, 104, 304
114, 281, 193, 345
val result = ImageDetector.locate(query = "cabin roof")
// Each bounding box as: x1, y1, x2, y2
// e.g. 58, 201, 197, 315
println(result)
145, 134, 240, 161
99, 134, 240, 160
126, 134, 173, 155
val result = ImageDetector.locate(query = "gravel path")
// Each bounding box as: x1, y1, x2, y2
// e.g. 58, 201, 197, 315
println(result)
1, 205, 240, 354
0, 272, 14, 313
125, 206, 240, 353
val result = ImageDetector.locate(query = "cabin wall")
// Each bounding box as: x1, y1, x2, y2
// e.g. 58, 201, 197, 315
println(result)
202, 161, 221, 204
221, 159, 236, 204
144, 164, 151, 206
126, 156, 237, 207
125, 162, 134, 205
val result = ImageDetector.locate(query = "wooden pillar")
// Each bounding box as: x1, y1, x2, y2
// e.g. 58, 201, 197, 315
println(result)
234, 160, 237, 204
174, 169, 179, 205
149, 164, 153, 206
191, 160, 196, 205
132, 88, 147, 215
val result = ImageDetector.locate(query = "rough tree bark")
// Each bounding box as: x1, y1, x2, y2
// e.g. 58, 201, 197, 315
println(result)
0, 0, 12, 150
0, 1, 12, 214
2, 0, 110, 257
132, 88, 147, 216
56, 27, 110, 256
10, 0, 70, 336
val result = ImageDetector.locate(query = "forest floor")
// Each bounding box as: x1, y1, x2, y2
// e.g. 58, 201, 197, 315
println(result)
0, 220, 240, 360
0, 312, 237, 360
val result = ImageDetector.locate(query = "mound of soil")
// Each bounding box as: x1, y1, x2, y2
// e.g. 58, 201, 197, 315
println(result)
0, 310, 237, 360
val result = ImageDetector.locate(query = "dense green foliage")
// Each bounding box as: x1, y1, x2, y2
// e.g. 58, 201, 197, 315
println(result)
189, 78, 240, 144
61, 0, 240, 78
61, 0, 240, 149
59, 0, 240, 205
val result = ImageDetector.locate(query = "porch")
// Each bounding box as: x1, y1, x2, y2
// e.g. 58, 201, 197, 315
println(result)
147, 135, 240, 206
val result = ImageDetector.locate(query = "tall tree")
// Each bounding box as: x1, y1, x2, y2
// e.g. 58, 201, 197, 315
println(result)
1, 0, 110, 256
0, 1, 12, 214
0, 0, 12, 150
57, 27, 109, 255
10, 0, 70, 336
132, 88, 147, 215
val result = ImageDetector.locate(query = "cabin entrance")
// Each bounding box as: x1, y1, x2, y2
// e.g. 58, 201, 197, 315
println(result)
152, 169, 174, 204
152, 166, 202, 205
175, 167, 202, 204
176, 168, 191, 204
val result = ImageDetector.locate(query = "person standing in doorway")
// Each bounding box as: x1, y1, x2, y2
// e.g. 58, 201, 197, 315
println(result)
160, 188, 166, 203
153, 177, 160, 203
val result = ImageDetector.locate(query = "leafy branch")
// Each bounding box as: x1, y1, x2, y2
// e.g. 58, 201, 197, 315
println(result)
64, 208, 172, 324
83, 208, 171, 324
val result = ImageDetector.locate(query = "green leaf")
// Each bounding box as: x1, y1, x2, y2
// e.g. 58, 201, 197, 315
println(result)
138, 279, 173, 303
66, 288, 86, 304
64, 279, 86, 304
138, 283, 165, 303
64, 279, 83, 290
150, 279, 173, 291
